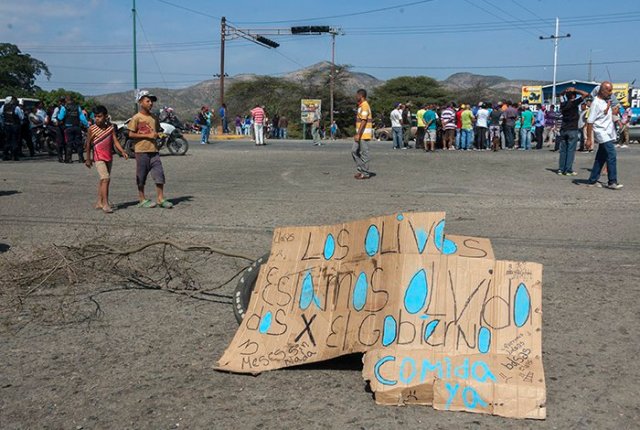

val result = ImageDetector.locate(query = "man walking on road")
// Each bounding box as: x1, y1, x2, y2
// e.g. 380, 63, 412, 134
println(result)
250, 104, 265, 145
353, 89, 374, 179
586, 81, 623, 189
557, 86, 588, 175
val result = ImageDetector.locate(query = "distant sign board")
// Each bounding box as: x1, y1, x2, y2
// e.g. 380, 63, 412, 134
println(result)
613, 83, 630, 107
631, 88, 640, 109
301, 99, 321, 124
521, 86, 543, 105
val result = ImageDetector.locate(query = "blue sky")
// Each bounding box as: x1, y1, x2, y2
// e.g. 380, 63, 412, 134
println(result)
2, 0, 639, 95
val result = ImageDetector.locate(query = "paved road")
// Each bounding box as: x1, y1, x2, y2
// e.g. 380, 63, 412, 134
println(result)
1, 138, 639, 429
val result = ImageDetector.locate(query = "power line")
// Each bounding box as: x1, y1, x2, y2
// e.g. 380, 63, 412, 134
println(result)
352, 59, 640, 71
48, 64, 214, 77
232, 0, 436, 24
511, 0, 547, 24
136, 10, 168, 88
154, 0, 219, 19
342, 16, 640, 36
462, 0, 539, 37
480, 0, 548, 34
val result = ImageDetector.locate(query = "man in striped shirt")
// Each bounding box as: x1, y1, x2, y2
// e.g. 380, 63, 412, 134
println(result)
251, 104, 265, 145
440, 103, 456, 150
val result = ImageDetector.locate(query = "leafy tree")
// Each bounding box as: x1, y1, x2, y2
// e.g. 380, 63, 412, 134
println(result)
369, 76, 451, 125
33, 88, 98, 111
0, 43, 50, 96
226, 76, 307, 137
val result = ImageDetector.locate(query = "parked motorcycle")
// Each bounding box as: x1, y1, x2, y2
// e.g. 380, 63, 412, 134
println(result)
34, 126, 57, 154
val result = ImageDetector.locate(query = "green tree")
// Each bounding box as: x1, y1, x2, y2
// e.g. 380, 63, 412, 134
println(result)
0, 43, 50, 96
226, 76, 306, 137
370, 76, 451, 126
34, 88, 98, 111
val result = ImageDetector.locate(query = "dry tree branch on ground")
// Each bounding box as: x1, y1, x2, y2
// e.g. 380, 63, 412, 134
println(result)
0, 239, 256, 332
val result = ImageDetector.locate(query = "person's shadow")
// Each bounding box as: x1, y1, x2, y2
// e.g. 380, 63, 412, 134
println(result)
0, 243, 10, 253
0, 190, 21, 197
116, 195, 194, 209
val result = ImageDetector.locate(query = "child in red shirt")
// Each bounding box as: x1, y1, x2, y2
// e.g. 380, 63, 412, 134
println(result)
84, 105, 128, 213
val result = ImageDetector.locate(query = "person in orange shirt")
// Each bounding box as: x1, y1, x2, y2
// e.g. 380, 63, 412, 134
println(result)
353, 89, 374, 179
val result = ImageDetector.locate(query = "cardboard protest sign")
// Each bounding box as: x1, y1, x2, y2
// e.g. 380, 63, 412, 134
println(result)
216, 212, 545, 419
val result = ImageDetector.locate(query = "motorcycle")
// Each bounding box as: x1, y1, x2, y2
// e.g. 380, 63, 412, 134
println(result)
117, 116, 189, 157
34, 126, 58, 155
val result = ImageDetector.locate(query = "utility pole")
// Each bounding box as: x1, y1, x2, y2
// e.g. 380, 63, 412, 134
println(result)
588, 48, 593, 82
132, 0, 138, 114
329, 30, 336, 127
539, 18, 570, 105
220, 16, 226, 107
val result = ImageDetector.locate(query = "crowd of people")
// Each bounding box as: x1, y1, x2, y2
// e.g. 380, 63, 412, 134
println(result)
0, 95, 95, 163
377, 82, 625, 187
193, 104, 290, 144
385, 91, 633, 157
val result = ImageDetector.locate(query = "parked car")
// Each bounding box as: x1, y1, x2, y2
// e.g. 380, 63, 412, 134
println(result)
375, 126, 417, 141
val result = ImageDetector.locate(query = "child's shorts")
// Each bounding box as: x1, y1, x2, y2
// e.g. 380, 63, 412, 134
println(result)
95, 160, 112, 180
135, 152, 165, 187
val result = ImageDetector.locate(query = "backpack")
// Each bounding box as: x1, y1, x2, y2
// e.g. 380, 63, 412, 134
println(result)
63, 103, 80, 127
198, 112, 208, 126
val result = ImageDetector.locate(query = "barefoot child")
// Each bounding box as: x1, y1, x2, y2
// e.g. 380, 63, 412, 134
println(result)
84, 105, 128, 213
127, 90, 173, 208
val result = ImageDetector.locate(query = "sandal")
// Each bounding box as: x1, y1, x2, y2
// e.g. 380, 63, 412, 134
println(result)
158, 199, 174, 209
102, 205, 114, 214
137, 199, 157, 208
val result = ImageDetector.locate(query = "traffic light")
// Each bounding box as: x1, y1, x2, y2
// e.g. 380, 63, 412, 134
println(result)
291, 26, 331, 34
255, 35, 280, 48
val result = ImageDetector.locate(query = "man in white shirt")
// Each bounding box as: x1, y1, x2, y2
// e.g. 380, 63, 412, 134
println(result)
475, 103, 490, 150
586, 81, 623, 189
390, 103, 403, 149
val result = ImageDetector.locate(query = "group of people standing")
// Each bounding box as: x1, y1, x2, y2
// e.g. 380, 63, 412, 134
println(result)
377, 82, 625, 188
0, 95, 91, 163
195, 103, 290, 145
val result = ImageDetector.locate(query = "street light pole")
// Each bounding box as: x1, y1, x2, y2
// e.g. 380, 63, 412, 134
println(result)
539, 17, 570, 105
132, 0, 138, 114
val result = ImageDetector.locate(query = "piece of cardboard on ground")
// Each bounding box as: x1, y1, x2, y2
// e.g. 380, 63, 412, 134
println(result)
362, 258, 545, 419
216, 212, 544, 419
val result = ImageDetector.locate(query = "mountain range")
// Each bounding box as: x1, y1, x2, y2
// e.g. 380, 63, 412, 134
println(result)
94, 62, 546, 119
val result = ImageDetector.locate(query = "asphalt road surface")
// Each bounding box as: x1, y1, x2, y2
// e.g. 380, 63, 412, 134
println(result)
1, 138, 639, 429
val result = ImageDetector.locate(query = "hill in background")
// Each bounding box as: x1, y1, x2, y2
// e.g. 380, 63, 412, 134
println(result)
94, 62, 545, 120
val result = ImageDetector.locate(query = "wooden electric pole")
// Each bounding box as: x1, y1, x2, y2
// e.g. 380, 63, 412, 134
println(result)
220, 16, 226, 107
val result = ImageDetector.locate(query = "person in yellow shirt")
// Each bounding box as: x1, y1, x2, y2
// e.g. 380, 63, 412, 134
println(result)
415, 105, 426, 149
353, 89, 374, 179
